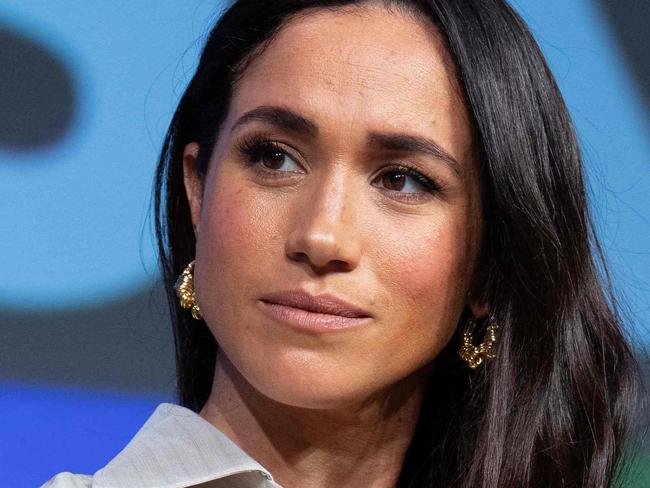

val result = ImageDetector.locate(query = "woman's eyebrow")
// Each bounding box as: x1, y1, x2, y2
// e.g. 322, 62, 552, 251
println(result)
367, 132, 462, 177
231, 105, 462, 177
231, 105, 319, 138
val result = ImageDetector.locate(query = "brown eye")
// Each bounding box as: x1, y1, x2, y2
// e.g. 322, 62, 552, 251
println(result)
377, 167, 436, 194
238, 136, 302, 173
382, 172, 408, 191
257, 147, 288, 170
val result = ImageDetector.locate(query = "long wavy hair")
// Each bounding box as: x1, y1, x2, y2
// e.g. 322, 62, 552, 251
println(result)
153, 0, 646, 486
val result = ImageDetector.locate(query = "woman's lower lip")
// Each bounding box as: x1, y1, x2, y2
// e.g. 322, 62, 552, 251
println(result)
256, 300, 371, 332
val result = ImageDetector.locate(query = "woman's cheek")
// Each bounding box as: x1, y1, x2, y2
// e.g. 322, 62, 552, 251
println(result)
383, 217, 464, 304
195, 180, 273, 307
375, 215, 474, 367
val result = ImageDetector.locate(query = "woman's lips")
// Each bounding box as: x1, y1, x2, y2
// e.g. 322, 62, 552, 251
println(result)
258, 289, 372, 318
256, 300, 372, 332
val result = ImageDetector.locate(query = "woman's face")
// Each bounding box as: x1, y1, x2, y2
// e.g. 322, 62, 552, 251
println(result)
184, 4, 484, 409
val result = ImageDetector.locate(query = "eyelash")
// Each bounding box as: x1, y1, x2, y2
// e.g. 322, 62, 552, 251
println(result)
234, 132, 444, 202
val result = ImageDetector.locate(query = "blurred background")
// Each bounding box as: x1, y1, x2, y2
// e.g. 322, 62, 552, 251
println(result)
0, 0, 648, 486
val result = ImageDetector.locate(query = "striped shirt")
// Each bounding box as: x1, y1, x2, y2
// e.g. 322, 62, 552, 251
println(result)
41, 402, 281, 488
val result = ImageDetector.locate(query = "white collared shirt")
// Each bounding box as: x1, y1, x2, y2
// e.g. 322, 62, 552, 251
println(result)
41, 403, 282, 488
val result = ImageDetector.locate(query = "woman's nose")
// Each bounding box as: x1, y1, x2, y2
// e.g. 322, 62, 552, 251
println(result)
284, 172, 362, 274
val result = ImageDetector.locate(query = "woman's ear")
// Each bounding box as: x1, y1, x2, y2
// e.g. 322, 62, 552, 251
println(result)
466, 273, 489, 320
466, 241, 492, 319
182, 142, 204, 237
467, 295, 489, 320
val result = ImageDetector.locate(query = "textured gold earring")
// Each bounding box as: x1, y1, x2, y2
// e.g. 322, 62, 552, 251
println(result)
458, 315, 499, 369
174, 260, 202, 320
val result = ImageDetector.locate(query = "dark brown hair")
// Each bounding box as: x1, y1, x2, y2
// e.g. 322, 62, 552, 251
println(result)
153, 0, 647, 485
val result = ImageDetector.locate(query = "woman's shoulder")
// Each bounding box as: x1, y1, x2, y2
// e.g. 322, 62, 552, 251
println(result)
41, 472, 93, 488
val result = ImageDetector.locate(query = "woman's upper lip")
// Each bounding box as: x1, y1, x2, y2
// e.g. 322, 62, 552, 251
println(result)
259, 289, 372, 318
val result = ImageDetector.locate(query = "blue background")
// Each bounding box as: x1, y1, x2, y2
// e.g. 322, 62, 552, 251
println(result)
0, 1, 648, 486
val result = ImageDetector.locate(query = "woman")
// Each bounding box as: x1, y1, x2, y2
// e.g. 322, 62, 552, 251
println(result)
44, 0, 645, 486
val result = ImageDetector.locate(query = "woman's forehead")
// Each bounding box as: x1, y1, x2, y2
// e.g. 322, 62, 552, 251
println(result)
227, 5, 472, 159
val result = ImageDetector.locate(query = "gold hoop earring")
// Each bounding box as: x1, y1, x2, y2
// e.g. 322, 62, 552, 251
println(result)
174, 260, 202, 320
458, 315, 499, 369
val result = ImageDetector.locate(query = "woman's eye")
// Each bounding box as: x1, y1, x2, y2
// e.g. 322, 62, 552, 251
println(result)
375, 167, 439, 196
241, 140, 302, 173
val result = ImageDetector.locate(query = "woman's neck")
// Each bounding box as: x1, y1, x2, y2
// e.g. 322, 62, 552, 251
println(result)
199, 353, 429, 488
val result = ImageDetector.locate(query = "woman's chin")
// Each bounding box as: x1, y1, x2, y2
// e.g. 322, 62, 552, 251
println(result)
258, 383, 377, 411
246, 364, 415, 413
243, 363, 384, 411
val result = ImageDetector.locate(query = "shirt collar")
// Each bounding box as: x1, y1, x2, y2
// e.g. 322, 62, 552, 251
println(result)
93, 402, 277, 488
